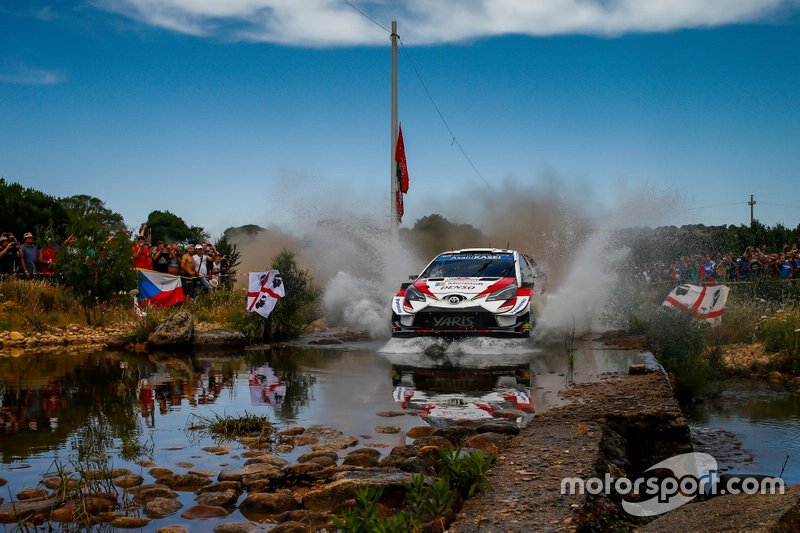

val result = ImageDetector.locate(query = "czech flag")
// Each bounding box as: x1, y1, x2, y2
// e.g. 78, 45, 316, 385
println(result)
137, 269, 185, 308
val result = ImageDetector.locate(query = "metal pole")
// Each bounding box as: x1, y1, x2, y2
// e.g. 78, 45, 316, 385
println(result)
390, 21, 399, 237
748, 194, 756, 224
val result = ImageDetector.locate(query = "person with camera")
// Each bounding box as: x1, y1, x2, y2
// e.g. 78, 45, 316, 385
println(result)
151, 241, 170, 273
0, 233, 25, 277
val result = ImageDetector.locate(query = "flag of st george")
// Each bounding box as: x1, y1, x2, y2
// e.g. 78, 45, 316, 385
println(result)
137, 269, 185, 308
662, 283, 730, 324
247, 270, 285, 319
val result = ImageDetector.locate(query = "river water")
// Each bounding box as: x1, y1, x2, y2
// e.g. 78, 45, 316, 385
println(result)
0, 338, 647, 529
0, 339, 797, 528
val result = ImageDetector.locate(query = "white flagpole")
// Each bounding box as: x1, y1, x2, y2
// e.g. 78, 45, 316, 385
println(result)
390, 20, 399, 239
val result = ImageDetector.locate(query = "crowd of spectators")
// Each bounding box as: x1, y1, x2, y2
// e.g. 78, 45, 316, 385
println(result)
0, 230, 232, 297
638, 244, 800, 283
131, 235, 231, 296
0, 231, 61, 278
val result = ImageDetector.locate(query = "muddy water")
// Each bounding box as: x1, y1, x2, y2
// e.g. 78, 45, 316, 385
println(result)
0, 339, 648, 529
685, 380, 800, 484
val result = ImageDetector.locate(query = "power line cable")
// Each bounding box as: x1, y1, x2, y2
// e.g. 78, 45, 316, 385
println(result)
342, 0, 391, 33
398, 38, 496, 193
675, 202, 745, 212
341, 0, 496, 194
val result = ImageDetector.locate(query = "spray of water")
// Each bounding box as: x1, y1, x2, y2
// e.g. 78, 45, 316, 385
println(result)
230, 174, 679, 341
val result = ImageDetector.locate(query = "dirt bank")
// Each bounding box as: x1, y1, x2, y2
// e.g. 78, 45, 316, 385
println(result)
451, 370, 689, 532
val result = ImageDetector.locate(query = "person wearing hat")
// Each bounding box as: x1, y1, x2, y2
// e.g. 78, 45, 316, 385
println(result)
20, 232, 38, 278
0, 235, 13, 266
0, 233, 24, 276
193, 244, 211, 294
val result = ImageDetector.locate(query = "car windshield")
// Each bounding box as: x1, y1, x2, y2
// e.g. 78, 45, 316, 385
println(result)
420, 254, 515, 278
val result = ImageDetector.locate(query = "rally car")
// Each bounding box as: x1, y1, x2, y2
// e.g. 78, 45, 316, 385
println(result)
391, 362, 534, 429
391, 248, 547, 337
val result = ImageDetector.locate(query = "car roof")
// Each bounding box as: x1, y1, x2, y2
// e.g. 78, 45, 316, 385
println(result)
439, 248, 517, 255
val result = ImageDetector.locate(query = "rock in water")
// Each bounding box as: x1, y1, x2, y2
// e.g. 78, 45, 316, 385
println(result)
192, 329, 246, 347
148, 312, 194, 346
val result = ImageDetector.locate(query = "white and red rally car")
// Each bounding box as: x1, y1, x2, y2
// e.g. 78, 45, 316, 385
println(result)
391, 248, 547, 337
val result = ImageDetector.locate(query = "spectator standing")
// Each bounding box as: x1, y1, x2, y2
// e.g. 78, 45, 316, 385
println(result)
132, 236, 152, 270
180, 245, 196, 297
167, 244, 181, 275
38, 239, 59, 277
193, 244, 211, 294
21, 232, 38, 278
209, 251, 223, 288
151, 241, 169, 273
0, 233, 24, 276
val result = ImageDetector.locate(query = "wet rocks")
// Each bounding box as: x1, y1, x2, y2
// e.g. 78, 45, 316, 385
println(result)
406, 426, 435, 439
297, 450, 338, 464
464, 432, 509, 456
202, 445, 231, 455
243, 453, 288, 468
111, 516, 151, 528
148, 312, 194, 346
156, 472, 213, 491
195, 490, 240, 507
375, 425, 401, 434
302, 469, 419, 513
278, 426, 306, 437
0, 497, 58, 523
144, 497, 184, 519
192, 328, 246, 347
149, 467, 174, 479
433, 425, 476, 445
474, 420, 520, 435
181, 504, 230, 519
213, 522, 258, 533
16, 487, 48, 500
129, 484, 180, 504
113, 473, 144, 488
240, 491, 301, 514
219, 464, 278, 483
342, 447, 382, 468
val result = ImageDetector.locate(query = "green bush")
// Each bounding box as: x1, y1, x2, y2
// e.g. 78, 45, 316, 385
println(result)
226, 250, 320, 341
760, 312, 800, 370
647, 309, 714, 403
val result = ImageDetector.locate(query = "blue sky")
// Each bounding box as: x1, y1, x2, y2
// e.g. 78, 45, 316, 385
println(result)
1, 1, 799, 238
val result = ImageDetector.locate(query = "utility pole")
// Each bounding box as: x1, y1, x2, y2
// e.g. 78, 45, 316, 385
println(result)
748, 194, 756, 225
390, 21, 399, 239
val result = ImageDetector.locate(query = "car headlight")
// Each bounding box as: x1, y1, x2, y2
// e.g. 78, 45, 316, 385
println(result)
486, 283, 517, 301
405, 285, 427, 303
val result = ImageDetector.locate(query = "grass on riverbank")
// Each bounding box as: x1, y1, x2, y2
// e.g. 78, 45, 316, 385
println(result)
629, 284, 800, 402
0, 277, 295, 342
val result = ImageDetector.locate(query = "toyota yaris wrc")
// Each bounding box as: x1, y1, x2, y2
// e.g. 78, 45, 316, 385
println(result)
391, 249, 547, 337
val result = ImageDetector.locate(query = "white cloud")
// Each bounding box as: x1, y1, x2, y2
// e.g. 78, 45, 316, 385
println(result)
0, 65, 67, 85
92, 0, 796, 45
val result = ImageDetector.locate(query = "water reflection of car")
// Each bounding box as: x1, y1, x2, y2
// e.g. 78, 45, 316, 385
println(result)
391, 363, 534, 429
391, 248, 546, 338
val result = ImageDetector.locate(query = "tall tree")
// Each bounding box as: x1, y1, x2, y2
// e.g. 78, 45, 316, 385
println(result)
0, 179, 70, 239
213, 234, 241, 290
60, 194, 127, 237
145, 210, 207, 244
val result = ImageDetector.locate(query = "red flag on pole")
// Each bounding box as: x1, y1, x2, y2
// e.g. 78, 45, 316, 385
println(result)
395, 125, 409, 194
